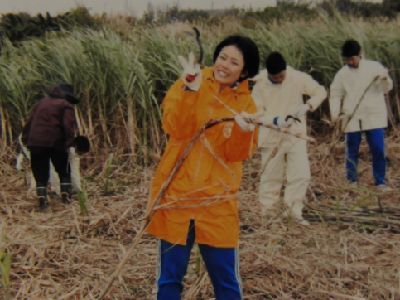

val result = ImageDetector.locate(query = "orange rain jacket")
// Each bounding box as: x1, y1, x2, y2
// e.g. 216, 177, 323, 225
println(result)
146, 67, 257, 248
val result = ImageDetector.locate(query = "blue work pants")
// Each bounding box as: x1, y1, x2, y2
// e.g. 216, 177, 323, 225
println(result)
156, 221, 242, 300
345, 128, 386, 185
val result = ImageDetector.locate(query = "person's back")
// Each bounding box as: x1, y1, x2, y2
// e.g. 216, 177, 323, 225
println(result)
22, 83, 79, 210
24, 96, 75, 149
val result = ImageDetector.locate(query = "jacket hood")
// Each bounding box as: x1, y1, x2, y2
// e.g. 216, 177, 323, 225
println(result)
48, 83, 80, 104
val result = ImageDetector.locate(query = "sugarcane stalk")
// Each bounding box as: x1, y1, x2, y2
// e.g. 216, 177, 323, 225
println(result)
330, 75, 380, 150
304, 204, 400, 233
341, 75, 380, 131
98, 113, 316, 299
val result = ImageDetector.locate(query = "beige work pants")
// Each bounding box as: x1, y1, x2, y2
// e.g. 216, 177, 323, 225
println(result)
258, 140, 310, 219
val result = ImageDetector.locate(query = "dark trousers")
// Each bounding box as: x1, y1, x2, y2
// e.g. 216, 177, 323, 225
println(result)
29, 147, 70, 187
345, 128, 386, 185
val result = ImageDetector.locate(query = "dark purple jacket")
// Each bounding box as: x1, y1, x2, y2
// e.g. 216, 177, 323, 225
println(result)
22, 97, 77, 150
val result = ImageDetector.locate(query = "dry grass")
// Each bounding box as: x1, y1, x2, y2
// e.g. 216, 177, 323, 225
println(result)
1, 133, 400, 299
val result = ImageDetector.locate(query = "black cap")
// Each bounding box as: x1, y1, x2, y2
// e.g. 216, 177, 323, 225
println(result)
265, 52, 287, 75
341, 40, 361, 57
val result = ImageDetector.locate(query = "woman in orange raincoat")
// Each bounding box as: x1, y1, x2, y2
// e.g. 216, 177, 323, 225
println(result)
147, 35, 260, 300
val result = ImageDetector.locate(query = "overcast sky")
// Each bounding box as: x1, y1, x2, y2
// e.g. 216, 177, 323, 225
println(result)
0, 0, 277, 17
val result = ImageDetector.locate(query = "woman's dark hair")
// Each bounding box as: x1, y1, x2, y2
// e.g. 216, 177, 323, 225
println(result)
265, 51, 287, 75
213, 35, 260, 79
341, 40, 361, 57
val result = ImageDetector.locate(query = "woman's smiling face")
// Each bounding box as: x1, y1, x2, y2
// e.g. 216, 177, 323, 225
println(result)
213, 45, 245, 87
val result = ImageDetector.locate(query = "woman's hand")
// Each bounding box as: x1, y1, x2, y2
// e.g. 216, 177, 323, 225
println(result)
178, 52, 202, 91
234, 112, 256, 132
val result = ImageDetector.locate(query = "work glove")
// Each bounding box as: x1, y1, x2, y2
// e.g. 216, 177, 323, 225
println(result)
16, 135, 30, 171
377, 69, 389, 81
272, 116, 295, 128
178, 52, 202, 91
68, 147, 77, 160
376, 71, 391, 91
294, 103, 311, 119
240, 111, 264, 122
379, 75, 388, 81
234, 112, 257, 132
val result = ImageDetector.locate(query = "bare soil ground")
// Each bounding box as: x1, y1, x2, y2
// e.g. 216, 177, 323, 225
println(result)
1, 134, 399, 299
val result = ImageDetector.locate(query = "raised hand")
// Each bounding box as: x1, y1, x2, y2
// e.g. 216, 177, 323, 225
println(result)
178, 52, 202, 91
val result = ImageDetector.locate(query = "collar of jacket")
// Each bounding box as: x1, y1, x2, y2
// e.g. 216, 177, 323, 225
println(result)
346, 58, 365, 71
202, 67, 250, 95
255, 66, 295, 87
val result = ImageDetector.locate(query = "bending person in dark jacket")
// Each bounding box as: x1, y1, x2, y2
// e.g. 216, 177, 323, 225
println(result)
22, 83, 79, 210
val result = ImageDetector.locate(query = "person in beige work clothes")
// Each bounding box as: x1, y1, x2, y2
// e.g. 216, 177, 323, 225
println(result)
330, 40, 393, 190
252, 52, 327, 225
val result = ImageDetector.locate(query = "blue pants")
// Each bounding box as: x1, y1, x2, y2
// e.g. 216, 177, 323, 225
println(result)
156, 221, 242, 300
345, 128, 386, 185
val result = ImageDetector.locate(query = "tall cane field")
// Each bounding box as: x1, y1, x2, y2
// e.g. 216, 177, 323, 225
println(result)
1, 13, 400, 299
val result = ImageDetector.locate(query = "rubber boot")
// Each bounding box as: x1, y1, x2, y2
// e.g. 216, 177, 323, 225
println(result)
60, 179, 72, 204
36, 186, 48, 211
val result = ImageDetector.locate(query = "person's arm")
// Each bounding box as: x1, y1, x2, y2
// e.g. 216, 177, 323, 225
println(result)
21, 117, 32, 146
162, 80, 199, 140
329, 72, 345, 122
251, 72, 278, 124
63, 104, 77, 147
376, 64, 393, 93
302, 74, 327, 111
21, 103, 39, 145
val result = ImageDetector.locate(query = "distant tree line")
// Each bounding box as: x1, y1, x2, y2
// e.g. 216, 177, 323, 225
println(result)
245, 0, 400, 24
143, 0, 400, 24
322, 0, 400, 19
0, 7, 99, 45
0, 0, 399, 46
